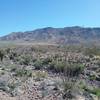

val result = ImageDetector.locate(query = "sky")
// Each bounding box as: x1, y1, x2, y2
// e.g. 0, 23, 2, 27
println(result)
0, 0, 100, 36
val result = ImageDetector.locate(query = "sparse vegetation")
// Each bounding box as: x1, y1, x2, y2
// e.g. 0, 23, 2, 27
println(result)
0, 44, 99, 100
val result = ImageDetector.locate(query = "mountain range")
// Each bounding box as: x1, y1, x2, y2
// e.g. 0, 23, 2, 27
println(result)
0, 26, 100, 45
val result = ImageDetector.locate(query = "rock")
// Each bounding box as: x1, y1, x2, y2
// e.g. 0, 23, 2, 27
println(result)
75, 95, 85, 100
44, 78, 55, 86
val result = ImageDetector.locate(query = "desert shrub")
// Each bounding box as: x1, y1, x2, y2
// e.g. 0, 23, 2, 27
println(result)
89, 75, 96, 81
91, 88, 100, 97
78, 80, 87, 90
15, 69, 32, 77
49, 61, 65, 72
64, 63, 84, 77
62, 80, 75, 99
5, 48, 11, 54
49, 60, 84, 75
9, 51, 17, 60
34, 71, 48, 81
0, 50, 5, 61
34, 60, 43, 70
63, 81, 74, 92
48, 61, 56, 70
19, 55, 31, 65
42, 57, 52, 65
62, 63, 84, 99
54, 61, 65, 73
85, 87, 100, 98
7, 80, 20, 96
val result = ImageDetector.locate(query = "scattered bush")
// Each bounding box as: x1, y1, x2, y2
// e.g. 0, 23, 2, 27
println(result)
64, 63, 84, 77
49, 61, 65, 72
15, 69, 32, 77
19, 55, 31, 65
49, 61, 84, 76
42, 58, 52, 65
54, 61, 65, 73
62, 80, 74, 99
34, 60, 43, 70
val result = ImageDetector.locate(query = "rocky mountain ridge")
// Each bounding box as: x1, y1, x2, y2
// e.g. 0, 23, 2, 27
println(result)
0, 26, 100, 44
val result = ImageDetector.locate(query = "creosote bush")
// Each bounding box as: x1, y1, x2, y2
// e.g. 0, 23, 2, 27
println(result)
49, 60, 84, 76
62, 63, 84, 99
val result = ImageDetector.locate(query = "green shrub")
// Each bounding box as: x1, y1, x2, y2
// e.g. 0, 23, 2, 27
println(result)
49, 61, 65, 72
19, 55, 31, 65
34, 60, 43, 70
79, 80, 86, 88
65, 63, 84, 77
85, 87, 100, 98
42, 58, 52, 65
89, 75, 96, 81
62, 80, 75, 99
63, 81, 74, 92
15, 69, 32, 77
49, 60, 84, 76
54, 61, 65, 73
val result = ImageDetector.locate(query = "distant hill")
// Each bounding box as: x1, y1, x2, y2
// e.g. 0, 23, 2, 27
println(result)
0, 26, 100, 45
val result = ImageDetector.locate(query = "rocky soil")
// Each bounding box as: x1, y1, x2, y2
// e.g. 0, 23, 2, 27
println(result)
0, 45, 99, 100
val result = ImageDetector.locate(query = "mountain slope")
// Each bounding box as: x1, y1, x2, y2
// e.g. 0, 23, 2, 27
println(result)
0, 26, 100, 44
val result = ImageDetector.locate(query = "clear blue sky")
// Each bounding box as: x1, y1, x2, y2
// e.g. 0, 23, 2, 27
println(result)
0, 0, 100, 36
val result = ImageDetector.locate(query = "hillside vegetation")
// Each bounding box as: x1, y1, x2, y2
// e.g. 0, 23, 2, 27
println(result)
0, 44, 99, 100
